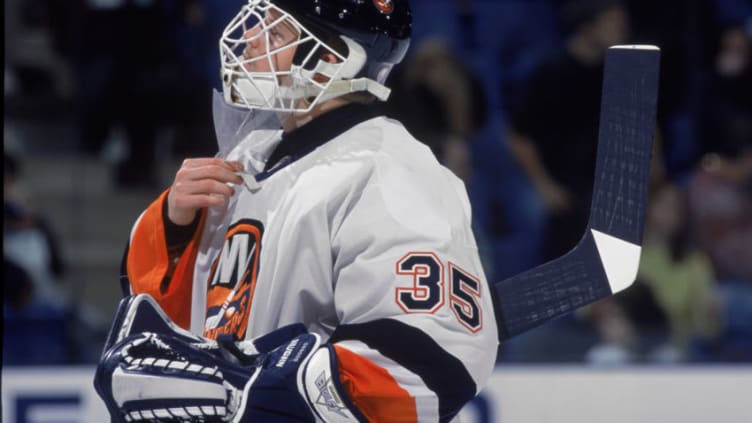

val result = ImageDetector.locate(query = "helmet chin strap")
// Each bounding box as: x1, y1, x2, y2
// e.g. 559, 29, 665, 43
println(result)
310, 78, 391, 103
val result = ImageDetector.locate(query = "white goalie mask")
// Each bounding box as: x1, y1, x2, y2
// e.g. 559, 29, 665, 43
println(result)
220, 0, 412, 113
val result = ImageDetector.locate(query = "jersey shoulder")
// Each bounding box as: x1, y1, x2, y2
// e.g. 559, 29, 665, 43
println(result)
333, 116, 462, 192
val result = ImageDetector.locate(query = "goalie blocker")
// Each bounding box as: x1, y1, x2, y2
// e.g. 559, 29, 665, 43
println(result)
94, 294, 364, 422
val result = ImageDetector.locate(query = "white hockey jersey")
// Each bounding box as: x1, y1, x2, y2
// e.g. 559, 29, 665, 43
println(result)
124, 102, 499, 422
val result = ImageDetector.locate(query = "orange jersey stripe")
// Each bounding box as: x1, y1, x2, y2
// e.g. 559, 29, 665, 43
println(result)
333, 345, 417, 422
127, 190, 205, 329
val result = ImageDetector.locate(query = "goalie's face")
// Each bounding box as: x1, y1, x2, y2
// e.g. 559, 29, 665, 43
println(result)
240, 9, 299, 75
220, 0, 352, 113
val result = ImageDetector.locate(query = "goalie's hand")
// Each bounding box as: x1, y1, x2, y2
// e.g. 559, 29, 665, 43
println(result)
168, 158, 244, 225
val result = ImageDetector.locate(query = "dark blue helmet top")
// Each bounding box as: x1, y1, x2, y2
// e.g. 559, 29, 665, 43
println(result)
272, 0, 412, 83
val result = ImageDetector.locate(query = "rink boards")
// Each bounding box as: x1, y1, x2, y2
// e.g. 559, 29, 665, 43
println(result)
3, 365, 751, 423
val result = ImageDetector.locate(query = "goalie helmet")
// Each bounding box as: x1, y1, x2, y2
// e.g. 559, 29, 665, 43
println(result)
220, 0, 412, 112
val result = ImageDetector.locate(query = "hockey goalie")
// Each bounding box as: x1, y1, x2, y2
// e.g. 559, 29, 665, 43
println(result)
93, 0, 659, 421
94, 0, 499, 421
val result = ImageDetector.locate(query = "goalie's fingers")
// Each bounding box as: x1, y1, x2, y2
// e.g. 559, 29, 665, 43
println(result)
172, 192, 231, 210
168, 191, 231, 225
180, 157, 244, 172
168, 162, 244, 225
174, 162, 244, 186
172, 178, 238, 199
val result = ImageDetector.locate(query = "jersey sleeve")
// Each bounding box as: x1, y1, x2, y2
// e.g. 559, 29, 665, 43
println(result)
123, 189, 205, 329
327, 155, 499, 422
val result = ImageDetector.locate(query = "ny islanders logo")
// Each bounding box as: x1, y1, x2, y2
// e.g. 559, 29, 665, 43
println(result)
373, 0, 394, 14
204, 219, 263, 340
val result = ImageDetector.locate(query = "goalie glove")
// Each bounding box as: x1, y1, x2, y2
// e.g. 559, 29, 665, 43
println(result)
94, 330, 255, 421
94, 295, 365, 422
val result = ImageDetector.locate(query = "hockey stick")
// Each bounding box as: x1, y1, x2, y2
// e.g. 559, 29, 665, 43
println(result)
492, 45, 661, 341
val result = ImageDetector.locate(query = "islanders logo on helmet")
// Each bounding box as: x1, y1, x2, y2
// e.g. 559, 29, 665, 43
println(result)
374, 0, 395, 14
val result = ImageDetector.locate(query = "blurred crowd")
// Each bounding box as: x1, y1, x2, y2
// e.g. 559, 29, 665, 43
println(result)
4, 0, 751, 366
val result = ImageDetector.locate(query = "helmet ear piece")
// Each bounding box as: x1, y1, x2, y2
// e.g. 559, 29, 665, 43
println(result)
292, 36, 365, 85
337, 36, 367, 79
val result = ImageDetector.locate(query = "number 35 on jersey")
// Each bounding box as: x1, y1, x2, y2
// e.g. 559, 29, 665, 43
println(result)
395, 252, 483, 333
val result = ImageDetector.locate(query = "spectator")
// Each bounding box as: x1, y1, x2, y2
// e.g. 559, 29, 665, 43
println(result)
4, 151, 71, 364
4, 151, 66, 304
638, 182, 722, 362
4, 0, 74, 101
3, 151, 109, 364
57, 0, 181, 188
625, 0, 718, 181
689, 18, 751, 361
506, 0, 629, 261
699, 24, 752, 160
688, 153, 752, 361
3, 257, 71, 365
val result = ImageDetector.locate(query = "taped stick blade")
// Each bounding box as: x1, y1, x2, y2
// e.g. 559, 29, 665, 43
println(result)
492, 46, 660, 341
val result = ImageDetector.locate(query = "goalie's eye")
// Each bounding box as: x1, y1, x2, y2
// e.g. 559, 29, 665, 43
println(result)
263, 11, 299, 46
269, 28, 284, 40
